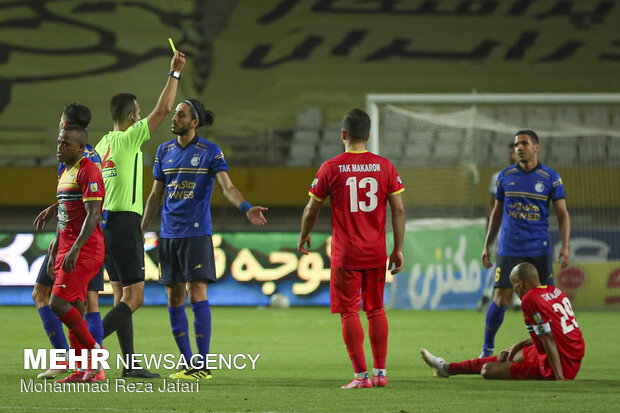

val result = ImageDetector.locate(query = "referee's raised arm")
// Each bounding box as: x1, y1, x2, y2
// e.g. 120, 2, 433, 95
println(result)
146, 50, 186, 133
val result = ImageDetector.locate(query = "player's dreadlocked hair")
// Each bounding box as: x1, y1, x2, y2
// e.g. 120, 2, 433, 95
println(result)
185, 98, 214, 128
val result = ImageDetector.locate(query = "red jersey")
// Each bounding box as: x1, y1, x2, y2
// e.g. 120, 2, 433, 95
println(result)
56, 157, 105, 260
521, 285, 585, 377
309, 151, 404, 269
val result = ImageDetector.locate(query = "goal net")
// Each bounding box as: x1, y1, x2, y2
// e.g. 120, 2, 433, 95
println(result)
367, 94, 620, 229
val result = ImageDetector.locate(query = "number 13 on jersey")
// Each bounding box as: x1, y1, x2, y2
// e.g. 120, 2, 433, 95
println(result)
346, 176, 378, 212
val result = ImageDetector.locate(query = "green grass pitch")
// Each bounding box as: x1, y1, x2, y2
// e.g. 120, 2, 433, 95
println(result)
0, 306, 618, 412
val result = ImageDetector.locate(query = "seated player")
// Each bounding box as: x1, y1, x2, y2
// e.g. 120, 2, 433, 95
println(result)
421, 262, 584, 380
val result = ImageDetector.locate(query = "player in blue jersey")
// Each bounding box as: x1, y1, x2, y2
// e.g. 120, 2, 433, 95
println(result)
31, 103, 105, 379
141, 98, 267, 379
479, 130, 571, 358
478, 143, 519, 311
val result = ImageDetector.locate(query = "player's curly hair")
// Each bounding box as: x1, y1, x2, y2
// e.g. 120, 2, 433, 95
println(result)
63, 103, 92, 128
185, 98, 214, 128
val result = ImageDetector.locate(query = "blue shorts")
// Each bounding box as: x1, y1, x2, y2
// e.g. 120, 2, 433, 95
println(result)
494, 254, 554, 289
159, 236, 217, 285
36, 254, 104, 291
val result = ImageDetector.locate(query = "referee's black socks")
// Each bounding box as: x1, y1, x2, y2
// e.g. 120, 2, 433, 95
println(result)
102, 301, 132, 341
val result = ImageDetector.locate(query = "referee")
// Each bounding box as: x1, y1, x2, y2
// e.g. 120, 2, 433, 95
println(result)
95, 50, 186, 378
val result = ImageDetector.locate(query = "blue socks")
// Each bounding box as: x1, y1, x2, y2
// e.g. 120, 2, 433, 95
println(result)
191, 300, 212, 359
168, 305, 193, 363
85, 312, 103, 345
39, 307, 103, 349
483, 302, 507, 351
38, 305, 69, 351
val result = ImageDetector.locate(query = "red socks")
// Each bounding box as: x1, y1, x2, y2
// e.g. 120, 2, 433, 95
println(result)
59, 307, 96, 350
341, 312, 367, 374
448, 356, 498, 375
367, 308, 388, 370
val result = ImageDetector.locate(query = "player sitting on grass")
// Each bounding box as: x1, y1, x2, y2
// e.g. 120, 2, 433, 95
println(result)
48, 126, 106, 383
421, 262, 584, 380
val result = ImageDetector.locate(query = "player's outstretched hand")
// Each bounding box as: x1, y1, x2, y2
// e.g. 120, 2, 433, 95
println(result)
388, 250, 404, 274
297, 234, 311, 255
558, 245, 570, 269
171, 50, 185, 73
481, 245, 493, 269
247, 206, 268, 226
33, 204, 57, 230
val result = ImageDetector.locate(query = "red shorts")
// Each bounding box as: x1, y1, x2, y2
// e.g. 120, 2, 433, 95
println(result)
330, 266, 386, 314
52, 253, 103, 303
510, 345, 581, 380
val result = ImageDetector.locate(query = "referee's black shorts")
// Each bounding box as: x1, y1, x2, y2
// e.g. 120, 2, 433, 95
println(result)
494, 254, 554, 289
36, 254, 104, 291
102, 211, 145, 286
159, 235, 217, 286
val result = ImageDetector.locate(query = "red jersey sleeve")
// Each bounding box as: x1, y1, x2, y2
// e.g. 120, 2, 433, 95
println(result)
386, 160, 404, 196
521, 291, 549, 325
309, 161, 331, 201
78, 159, 105, 202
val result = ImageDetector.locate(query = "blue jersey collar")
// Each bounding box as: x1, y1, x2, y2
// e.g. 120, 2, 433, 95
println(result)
516, 161, 541, 174
176, 135, 199, 149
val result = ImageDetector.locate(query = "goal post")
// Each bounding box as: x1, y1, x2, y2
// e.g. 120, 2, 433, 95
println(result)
366, 93, 620, 222
367, 93, 620, 309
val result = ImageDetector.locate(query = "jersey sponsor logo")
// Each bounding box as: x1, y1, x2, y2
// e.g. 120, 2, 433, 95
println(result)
57, 203, 68, 231
507, 201, 541, 221
191, 155, 200, 166
167, 179, 196, 200
89, 182, 99, 193
535, 181, 545, 192
311, 178, 318, 188
101, 145, 117, 178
